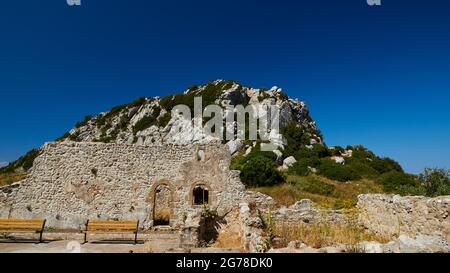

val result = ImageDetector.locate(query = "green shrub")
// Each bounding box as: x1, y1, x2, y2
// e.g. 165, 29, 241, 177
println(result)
239, 156, 284, 187
312, 144, 331, 158
0, 149, 41, 174
288, 157, 320, 176
288, 161, 310, 176
231, 145, 278, 171
128, 97, 147, 108
330, 146, 345, 157
133, 108, 161, 134
346, 161, 380, 179
377, 171, 421, 194
419, 168, 450, 197
160, 94, 175, 110
157, 112, 172, 128
288, 175, 335, 195
281, 123, 311, 157
370, 157, 403, 174
75, 115, 92, 128
317, 159, 361, 182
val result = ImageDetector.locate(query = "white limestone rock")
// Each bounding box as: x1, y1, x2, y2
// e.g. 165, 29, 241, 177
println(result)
282, 156, 297, 170
331, 156, 345, 164
226, 139, 243, 155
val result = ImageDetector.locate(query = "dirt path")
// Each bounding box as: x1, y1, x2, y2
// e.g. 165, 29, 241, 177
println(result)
0, 240, 145, 253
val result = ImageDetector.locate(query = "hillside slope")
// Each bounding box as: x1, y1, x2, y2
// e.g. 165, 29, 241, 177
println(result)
2, 79, 431, 199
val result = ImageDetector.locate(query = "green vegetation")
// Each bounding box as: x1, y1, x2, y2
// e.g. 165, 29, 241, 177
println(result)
257, 90, 271, 102
231, 144, 284, 187
251, 174, 384, 209
377, 171, 423, 195
133, 108, 161, 134
0, 149, 41, 174
288, 175, 335, 196
376, 168, 450, 197
317, 158, 361, 182
157, 112, 171, 128
281, 123, 323, 158
420, 168, 450, 197
75, 115, 92, 128
239, 156, 284, 187
159, 81, 227, 113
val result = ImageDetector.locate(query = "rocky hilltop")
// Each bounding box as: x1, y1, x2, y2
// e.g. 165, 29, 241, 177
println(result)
1, 80, 324, 174
62, 79, 322, 149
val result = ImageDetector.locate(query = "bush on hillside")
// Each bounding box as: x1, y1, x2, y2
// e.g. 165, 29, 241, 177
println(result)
288, 157, 320, 176
317, 159, 361, 182
281, 123, 323, 158
330, 146, 345, 157
75, 115, 92, 128
239, 156, 284, 187
377, 171, 421, 195
346, 161, 380, 179
231, 145, 278, 171
132, 108, 161, 134
370, 157, 403, 174
157, 112, 172, 128
347, 145, 403, 174
419, 168, 450, 197
288, 175, 336, 196
0, 149, 41, 174
288, 161, 310, 176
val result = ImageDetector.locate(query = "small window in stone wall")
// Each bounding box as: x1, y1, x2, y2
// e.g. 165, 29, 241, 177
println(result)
197, 149, 205, 161
193, 185, 209, 205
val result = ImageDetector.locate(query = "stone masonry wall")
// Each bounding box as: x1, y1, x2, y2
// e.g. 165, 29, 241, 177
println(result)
357, 194, 450, 241
0, 141, 247, 230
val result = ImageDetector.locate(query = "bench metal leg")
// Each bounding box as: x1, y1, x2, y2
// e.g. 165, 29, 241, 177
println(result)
39, 230, 44, 243
83, 232, 88, 244
134, 232, 138, 245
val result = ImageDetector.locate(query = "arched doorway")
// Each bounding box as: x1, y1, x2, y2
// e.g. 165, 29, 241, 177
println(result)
153, 184, 171, 226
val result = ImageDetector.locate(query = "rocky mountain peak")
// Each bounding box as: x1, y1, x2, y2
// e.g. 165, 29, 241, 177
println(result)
57, 80, 322, 152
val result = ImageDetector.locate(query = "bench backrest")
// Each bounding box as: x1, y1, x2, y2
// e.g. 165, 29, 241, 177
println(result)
0, 219, 46, 231
86, 220, 139, 231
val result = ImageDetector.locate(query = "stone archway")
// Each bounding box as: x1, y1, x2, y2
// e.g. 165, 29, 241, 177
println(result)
148, 180, 174, 227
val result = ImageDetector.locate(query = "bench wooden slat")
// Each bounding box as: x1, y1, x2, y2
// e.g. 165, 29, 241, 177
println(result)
85, 231, 138, 234
0, 230, 42, 233
87, 227, 136, 231
0, 219, 45, 223
0, 225, 44, 230
87, 224, 137, 228
0, 219, 46, 243
88, 220, 138, 225
83, 219, 139, 244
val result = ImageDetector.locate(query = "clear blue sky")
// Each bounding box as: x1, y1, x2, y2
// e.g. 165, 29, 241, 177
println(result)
0, 0, 449, 173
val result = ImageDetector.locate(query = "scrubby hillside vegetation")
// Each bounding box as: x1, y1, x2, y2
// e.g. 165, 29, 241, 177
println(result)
1, 80, 449, 203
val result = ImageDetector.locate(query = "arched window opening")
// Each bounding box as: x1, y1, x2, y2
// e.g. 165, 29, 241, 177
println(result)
193, 185, 209, 205
154, 184, 171, 226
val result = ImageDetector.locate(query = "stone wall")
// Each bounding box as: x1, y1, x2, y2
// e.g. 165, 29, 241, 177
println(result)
357, 194, 450, 241
272, 199, 356, 226
0, 141, 247, 230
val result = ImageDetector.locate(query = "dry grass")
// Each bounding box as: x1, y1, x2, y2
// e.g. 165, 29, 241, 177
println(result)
272, 221, 391, 249
212, 224, 243, 250
154, 208, 170, 225
0, 171, 27, 187
212, 210, 243, 250
250, 174, 384, 209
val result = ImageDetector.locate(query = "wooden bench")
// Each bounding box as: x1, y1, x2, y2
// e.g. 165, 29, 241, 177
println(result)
0, 219, 46, 243
82, 220, 139, 244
